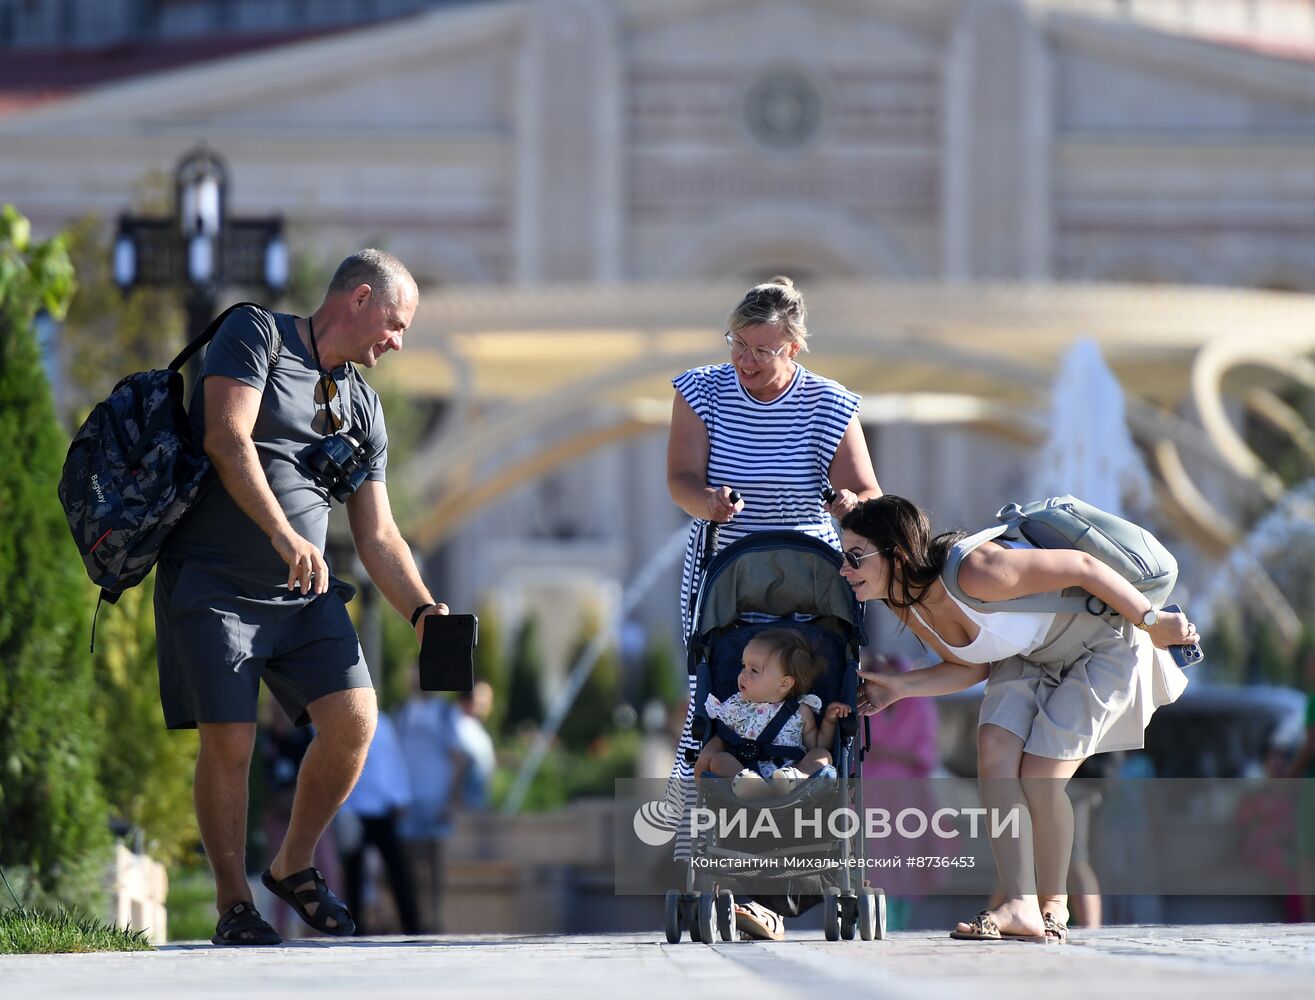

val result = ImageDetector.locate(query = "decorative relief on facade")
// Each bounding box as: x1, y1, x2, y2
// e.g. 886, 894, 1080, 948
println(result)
629, 65, 938, 146
627, 62, 940, 219
743, 70, 822, 149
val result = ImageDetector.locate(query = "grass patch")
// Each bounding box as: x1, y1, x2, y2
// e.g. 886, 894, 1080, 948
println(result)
0, 907, 153, 954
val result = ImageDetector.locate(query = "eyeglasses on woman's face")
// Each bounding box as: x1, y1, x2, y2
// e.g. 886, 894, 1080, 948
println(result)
725, 332, 791, 366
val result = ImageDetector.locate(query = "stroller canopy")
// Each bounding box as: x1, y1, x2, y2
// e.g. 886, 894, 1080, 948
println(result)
693, 530, 861, 637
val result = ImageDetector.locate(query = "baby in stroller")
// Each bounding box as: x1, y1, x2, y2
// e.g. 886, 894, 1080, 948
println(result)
693, 628, 852, 799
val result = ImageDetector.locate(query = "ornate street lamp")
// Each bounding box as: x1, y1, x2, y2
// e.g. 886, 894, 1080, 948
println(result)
113, 145, 288, 377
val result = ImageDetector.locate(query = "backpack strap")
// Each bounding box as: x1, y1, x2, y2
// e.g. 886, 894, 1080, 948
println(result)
716, 697, 806, 768
268, 325, 283, 372
89, 588, 122, 653
941, 521, 1117, 618
167, 301, 273, 374
940, 524, 1008, 611
755, 696, 802, 755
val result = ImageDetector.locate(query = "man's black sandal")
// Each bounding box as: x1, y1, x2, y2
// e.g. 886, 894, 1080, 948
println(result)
261, 866, 356, 936
211, 901, 282, 946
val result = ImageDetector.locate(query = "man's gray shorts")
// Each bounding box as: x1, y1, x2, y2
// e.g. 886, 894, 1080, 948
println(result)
154, 558, 373, 730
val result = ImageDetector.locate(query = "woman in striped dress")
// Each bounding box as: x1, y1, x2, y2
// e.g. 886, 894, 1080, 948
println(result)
664, 276, 882, 938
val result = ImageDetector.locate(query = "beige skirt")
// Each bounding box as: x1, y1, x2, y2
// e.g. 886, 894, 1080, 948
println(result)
978, 609, 1189, 760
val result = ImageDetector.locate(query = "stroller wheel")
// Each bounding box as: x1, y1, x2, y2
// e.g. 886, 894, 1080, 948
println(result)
858, 888, 886, 941
840, 895, 857, 940
664, 890, 683, 944
696, 893, 716, 944
715, 890, 735, 942
823, 887, 842, 942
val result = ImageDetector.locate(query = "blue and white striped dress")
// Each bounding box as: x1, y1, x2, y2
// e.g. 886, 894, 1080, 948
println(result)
674, 362, 860, 635
665, 361, 860, 854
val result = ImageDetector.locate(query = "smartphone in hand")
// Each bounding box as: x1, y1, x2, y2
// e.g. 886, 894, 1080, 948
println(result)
1162, 603, 1204, 668
418, 613, 478, 692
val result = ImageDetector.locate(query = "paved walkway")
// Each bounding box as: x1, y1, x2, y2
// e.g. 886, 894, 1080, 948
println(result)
4, 925, 1313, 999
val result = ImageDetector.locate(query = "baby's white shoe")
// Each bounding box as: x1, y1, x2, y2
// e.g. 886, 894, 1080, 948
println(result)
732, 768, 771, 800
771, 766, 808, 792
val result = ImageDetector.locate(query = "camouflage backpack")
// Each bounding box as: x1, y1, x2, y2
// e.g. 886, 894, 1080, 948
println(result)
58, 302, 278, 645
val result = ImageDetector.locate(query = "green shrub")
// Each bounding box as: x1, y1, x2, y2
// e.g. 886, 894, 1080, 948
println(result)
1203, 613, 1245, 684
1250, 620, 1290, 686
637, 634, 682, 710
0, 206, 111, 906
504, 616, 546, 732
56, 215, 180, 426
559, 611, 620, 752
492, 729, 641, 813
377, 595, 420, 710
164, 864, 218, 943
90, 577, 200, 868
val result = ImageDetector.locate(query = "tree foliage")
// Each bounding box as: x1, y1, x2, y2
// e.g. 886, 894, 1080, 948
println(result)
50, 213, 202, 870
89, 576, 199, 868
504, 616, 546, 733
636, 634, 682, 711
558, 610, 620, 752
0, 205, 110, 905
56, 216, 179, 425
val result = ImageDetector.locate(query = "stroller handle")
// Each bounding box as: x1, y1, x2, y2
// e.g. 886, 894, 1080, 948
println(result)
702, 488, 742, 571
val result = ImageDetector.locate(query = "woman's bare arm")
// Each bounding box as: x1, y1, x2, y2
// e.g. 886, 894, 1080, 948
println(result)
957, 546, 1199, 649
666, 392, 742, 521
825, 414, 882, 517
857, 661, 989, 715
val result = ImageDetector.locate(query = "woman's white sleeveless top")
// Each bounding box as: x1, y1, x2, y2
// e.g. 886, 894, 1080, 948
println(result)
908, 541, 1057, 664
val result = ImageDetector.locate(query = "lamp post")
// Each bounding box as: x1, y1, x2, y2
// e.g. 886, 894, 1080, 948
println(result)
113, 145, 288, 380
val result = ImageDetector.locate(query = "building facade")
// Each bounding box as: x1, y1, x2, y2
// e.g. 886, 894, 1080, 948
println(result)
3, 0, 1314, 668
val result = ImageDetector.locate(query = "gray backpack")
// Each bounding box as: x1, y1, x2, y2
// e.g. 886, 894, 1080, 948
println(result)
941, 496, 1178, 619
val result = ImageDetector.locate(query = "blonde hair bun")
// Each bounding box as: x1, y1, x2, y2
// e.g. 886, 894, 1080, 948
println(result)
726, 276, 810, 349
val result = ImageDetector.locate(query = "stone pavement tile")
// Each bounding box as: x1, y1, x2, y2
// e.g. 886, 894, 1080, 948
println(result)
1, 926, 1313, 999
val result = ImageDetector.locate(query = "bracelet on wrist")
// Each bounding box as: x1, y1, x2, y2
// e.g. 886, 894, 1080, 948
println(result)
410, 603, 436, 627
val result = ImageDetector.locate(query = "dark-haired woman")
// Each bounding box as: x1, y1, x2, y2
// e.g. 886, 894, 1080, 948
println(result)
839, 496, 1194, 943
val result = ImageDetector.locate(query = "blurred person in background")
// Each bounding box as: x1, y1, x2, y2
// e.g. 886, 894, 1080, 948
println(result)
394, 676, 461, 933
664, 275, 883, 941
1064, 753, 1121, 929
860, 651, 942, 929
451, 681, 496, 811
860, 652, 940, 781
338, 712, 420, 935
257, 700, 340, 937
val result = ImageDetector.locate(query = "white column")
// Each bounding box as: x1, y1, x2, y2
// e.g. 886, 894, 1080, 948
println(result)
941, 10, 972, 279
940, 0, 1053, 279
514, 0, 623, 284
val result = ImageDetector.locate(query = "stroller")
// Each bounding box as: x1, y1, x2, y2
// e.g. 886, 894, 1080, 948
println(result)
664, 529, 887, 943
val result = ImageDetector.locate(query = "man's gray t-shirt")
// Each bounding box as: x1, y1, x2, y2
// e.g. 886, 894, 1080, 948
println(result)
163, 305, 388, 584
